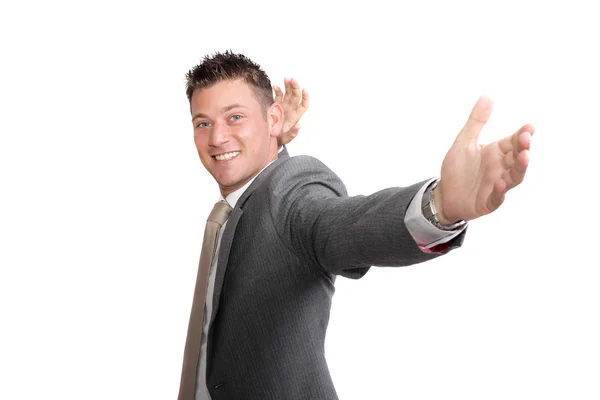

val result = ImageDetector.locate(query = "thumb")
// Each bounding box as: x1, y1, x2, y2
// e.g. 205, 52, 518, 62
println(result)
289, 124, 301, 138
457, 95, 493, 142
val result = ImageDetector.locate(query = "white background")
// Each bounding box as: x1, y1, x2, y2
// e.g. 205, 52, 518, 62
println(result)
1, 0, 599, 399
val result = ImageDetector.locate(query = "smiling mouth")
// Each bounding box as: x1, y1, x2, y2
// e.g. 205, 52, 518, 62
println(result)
213, 151, 240, 161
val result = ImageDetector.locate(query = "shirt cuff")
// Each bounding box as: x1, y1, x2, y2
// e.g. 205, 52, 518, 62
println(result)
404, 178, 468, 249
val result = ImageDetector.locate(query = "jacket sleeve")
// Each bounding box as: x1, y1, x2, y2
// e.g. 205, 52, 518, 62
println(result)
265, 156, 465, 278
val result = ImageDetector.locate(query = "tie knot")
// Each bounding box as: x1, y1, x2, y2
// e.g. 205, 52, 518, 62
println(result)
207, 200, 232, 226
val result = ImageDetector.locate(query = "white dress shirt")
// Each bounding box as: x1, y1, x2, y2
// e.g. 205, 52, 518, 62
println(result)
195, 154, 467, 399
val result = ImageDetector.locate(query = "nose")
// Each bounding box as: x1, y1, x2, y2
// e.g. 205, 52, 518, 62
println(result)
208, 121, 229, 148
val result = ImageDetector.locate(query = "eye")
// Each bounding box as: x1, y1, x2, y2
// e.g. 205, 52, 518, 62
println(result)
196, 121, 211, 128
230, 114, 243, 122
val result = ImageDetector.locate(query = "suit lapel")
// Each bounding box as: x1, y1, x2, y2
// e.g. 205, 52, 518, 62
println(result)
209, 148, 289, 328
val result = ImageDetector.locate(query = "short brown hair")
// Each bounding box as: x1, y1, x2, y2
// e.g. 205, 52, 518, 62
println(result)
185, 50, 273, 112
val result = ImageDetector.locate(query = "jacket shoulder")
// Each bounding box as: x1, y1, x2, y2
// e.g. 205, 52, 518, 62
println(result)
265, 155, 348, 199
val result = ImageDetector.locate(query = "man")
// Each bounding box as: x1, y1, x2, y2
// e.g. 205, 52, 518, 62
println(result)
178, 51, 534, 400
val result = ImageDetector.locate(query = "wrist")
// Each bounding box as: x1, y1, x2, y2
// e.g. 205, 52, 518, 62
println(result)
422, 180, 466, 231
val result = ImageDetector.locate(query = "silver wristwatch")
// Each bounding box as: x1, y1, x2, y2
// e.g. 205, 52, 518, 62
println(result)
421, 179, 467, 231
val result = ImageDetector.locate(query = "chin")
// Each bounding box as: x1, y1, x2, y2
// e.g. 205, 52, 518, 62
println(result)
215, 175, 244, 192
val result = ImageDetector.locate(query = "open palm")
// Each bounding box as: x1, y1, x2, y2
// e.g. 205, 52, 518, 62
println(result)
273, 77, 310, 147
435, 96, 535, 224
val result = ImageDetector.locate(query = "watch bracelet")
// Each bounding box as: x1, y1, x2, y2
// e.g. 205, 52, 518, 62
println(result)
423, 179, 466, 231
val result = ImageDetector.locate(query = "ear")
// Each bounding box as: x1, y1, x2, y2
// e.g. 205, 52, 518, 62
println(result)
267, 102, 283, 138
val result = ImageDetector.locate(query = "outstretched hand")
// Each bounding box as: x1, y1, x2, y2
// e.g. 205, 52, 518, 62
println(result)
273, 78, 310, 147
433, 96, 535, 224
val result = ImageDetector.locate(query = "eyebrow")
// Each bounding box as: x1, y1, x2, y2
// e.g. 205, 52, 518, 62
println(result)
191, 104, 248, 121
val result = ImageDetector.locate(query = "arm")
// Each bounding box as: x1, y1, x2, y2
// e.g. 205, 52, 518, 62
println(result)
272, 80, 464, 255
267, 156, 458, 278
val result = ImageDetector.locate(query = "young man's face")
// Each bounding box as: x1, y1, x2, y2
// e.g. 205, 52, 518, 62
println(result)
191, 79, 281, 197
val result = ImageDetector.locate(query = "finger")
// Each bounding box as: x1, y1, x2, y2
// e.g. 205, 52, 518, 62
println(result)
517, 129, 532, 153
273, 85, 283, 104
506, 149, 529, 188
279, 124, 301, 146
299, 88, 310, 112
458, 95, 493, 142
487, 179, 507, 212
500, 144, 530, 189
284, 77, 293, 103
288, 78, 302, 105
499, 124, 535, 154
282, 77, 301, 107
288, 124, 300, 139
511, 131, 531, 164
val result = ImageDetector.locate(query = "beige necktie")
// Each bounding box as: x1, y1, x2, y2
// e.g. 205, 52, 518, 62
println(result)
178, 200, 233, 400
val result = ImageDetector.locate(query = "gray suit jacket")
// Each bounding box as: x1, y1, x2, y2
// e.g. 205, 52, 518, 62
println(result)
202, 149, 464, 399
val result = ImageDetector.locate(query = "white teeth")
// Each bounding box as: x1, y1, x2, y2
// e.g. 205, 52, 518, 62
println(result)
215, 151, 240, 161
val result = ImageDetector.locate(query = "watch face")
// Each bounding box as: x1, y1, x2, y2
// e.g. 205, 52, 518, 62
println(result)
422, 202, 435, 221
